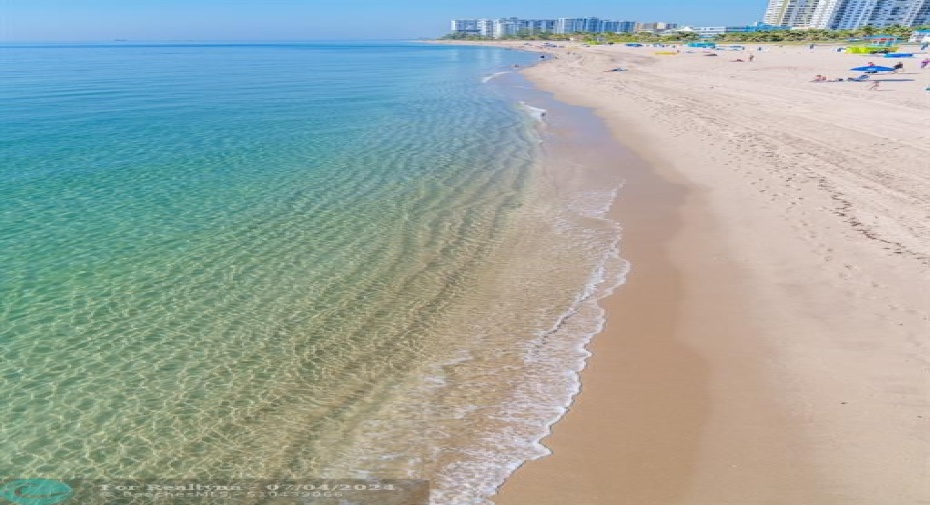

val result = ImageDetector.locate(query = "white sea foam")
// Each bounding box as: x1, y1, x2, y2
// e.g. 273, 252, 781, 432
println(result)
481, 71, 511, 83
297, 75, 629, 505
428, 181, 630, 505
5, 40, 640, 503
568, 184, 624, 218
315, 176, 630, 505
518, 101, 547, 122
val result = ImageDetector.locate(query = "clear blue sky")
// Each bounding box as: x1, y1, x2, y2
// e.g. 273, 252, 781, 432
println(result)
0, 0, 771, 42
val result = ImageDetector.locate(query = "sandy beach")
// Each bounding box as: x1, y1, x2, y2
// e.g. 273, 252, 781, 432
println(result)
440, 41, 929, 504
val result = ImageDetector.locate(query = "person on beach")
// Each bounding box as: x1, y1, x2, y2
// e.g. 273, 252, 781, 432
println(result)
868, 81, 880, 91
749, 54, 755, 62
921, 58, 930, 69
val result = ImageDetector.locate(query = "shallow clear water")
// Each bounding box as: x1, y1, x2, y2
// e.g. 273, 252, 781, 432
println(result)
0, 42, 627, 504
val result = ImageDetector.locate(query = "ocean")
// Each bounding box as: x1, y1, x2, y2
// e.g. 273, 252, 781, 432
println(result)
0, 42, 627, 504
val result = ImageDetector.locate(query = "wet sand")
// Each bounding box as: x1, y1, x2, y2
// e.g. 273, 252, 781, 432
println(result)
495, 114, 825, 505
436, 41, 930, 505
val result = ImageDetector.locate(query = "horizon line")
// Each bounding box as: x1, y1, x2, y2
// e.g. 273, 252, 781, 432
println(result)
0, 37, 440, 44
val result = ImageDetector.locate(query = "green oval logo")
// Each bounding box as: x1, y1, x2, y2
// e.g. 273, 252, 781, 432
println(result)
0, 480, 73, 505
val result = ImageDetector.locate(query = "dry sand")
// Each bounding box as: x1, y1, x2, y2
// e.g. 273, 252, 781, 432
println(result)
440, 42, 929, 504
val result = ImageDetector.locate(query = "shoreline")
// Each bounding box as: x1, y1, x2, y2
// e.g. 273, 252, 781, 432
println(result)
495, 47, 826, 504
493, 73, 826, 504
439, 41, 929, 504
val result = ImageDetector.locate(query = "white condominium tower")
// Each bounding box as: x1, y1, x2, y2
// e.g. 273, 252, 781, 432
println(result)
810, 0, 930, 28
867, 0, 930, 26
764, 0, 821, 26
769, 0, 930, 28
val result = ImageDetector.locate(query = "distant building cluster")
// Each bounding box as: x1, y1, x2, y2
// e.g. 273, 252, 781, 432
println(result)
449, 17, 677, 38
451, 2, 929, 41
450, 17, 792, 39
675, 22, 791, 38
764, 0, 930, 29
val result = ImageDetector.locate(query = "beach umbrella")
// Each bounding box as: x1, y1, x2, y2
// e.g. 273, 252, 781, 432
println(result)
850, 65, 895, 73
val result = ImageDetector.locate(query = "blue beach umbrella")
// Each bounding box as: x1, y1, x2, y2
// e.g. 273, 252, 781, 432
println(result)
850, 65, 895, 73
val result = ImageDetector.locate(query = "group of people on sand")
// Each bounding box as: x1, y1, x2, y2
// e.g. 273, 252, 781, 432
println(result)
808, 58, 923, 90
862, 61, 906, 72
810, 74, 881, 90
811, 74, 858, 82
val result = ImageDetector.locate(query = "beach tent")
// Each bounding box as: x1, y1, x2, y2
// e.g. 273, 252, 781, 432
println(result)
847, 35, 900, 54
850, 65, 895, 73
865, 35, 898, 47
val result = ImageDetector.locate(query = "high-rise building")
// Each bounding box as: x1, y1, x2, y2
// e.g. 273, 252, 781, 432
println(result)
764, 0, 821, 26
810, 0, 872, 28
601, 21, 621, 33
477, 19, 495, 37
617, 21, 637, 33
492, 17, 520, 38
450, 19, 481, 34
523, 19, 557, 33
450, 16, 683, 38
868, 0, 930, 26
914, 0, 930, 24
808, 0, 930, 28
487, 18, 559, 37
632, 21, 678, 32
582, 17, 604, 32
556, 18, 585, 33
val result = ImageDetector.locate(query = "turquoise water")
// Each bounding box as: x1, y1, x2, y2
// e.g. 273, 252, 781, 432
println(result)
0, 42, 627, 504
